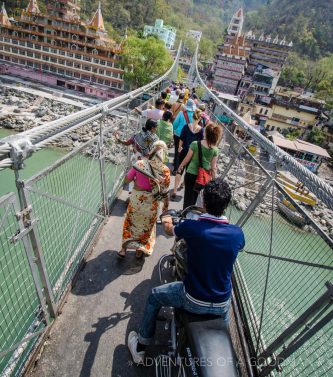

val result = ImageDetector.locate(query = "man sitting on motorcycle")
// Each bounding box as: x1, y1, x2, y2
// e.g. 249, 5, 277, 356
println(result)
127, 178, 245, 364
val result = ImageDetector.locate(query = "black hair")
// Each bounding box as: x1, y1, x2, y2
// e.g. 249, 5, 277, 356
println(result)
203, 178, 231, 217
178, 93, 185, 100
164, 102, 172, 110
163, 110, 173, 122
155, 98, 164, 108
143, 119, 158, 132
161, 91, 168, 100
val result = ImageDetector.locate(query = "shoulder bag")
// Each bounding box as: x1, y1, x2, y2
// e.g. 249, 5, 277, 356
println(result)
194, 141, 212, 192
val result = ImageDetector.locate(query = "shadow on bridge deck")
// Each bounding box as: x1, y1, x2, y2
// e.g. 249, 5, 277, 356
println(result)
27, 182, 184, 377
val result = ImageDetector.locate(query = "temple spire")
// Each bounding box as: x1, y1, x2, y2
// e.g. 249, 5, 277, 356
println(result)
227, 7, 244, 37
0, 3, 10, 26
89, 2, 105, 32
26, 0, 40, 14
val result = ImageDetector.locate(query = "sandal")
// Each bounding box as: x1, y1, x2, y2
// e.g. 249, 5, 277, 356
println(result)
117, 249, 126, 259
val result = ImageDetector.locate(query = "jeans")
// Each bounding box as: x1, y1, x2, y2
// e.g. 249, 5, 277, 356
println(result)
138, 281, 230, 345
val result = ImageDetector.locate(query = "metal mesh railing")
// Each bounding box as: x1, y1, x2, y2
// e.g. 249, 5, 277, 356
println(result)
205, 103, 333, 377
0, 193, 47, 377
0, 57, 176, 375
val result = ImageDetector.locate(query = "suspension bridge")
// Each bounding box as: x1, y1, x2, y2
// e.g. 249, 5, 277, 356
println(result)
0, 43, 332, 377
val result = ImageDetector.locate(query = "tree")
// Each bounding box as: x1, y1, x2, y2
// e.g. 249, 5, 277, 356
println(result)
307, 127, 325, 146
283, 128, 302, 140
122, 36, 173, 89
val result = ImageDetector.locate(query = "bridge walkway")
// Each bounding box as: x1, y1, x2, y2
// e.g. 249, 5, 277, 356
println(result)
27, 174, 184, 377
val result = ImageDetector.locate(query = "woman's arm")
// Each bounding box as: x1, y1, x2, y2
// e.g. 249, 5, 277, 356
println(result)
210, 156, 218, 179
178, 149, 194, 173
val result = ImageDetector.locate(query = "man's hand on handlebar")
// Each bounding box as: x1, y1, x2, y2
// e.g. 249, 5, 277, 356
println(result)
160, 210, 178, 237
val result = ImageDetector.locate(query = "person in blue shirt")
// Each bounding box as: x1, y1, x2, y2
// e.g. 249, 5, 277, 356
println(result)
172, 98, 196, 174
127, 178, 245, 364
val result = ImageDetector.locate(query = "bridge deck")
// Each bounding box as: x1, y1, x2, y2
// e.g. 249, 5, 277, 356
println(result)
27, 180, 184, 377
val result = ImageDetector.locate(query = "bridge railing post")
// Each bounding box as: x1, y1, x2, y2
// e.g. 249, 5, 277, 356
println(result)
13, 169, 57, 320
98, 111, 109, 217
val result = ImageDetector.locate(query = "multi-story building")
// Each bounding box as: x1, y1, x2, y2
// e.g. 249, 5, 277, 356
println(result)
212, 9, 249, 95
245, 31, 292, 90
0, 0, 124, 99
143, 19, 176, 50
266, 87, 326, 133
186, 30, 202, 43
235, 29, 292, 128
212, 35, 250, 94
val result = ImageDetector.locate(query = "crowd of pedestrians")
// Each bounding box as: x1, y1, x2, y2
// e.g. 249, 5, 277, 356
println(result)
114, 82, 221, 258
113, 83, 246, 367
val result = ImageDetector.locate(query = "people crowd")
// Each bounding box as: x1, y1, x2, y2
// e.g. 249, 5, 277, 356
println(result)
114, 82, 245, 366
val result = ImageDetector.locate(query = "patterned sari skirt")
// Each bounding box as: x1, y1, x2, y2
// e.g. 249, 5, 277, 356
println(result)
122, 188, 158, 255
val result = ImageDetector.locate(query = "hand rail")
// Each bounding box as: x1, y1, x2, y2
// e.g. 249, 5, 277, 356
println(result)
0, 42, 182, 169
193, 46, 333, 210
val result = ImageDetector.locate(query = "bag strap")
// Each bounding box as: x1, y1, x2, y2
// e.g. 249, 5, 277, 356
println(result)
197, 141, 203, 168
182, 109, 190, 125
173, 103, 182, 120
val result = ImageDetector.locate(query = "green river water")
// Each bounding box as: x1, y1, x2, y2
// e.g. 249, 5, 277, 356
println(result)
0, 128, 332, 376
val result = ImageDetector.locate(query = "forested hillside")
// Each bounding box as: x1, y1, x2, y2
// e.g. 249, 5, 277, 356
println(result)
4, 0, 266, 58
245, 0, 333, 58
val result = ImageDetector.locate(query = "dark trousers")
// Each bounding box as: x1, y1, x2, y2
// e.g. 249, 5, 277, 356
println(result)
183, 172, 199, 210
173, 134, 180, 171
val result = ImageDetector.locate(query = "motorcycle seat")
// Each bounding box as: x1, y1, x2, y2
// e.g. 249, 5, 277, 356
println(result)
179, 311, 239, 377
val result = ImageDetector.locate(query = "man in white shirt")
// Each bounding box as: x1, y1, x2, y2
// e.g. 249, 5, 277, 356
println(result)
136, 99, 164, 121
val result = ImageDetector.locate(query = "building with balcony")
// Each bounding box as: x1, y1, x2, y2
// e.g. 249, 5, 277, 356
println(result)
0, 0, 124, 99
245, 31, 292, 91
265, 87, 326, 133
212, 37, 250, 94
143, 19, 176, 50
270, 134, 330, 173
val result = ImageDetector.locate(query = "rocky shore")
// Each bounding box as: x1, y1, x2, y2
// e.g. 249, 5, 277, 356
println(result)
0, 88, 80, 132
1, 88, 332, 238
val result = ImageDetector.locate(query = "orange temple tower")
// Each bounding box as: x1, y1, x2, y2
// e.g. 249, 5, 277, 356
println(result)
0, 0, 124, 99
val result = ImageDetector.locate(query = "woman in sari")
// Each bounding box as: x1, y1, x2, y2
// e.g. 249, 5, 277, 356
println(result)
118, 141, 170, 259
114, 119, 159, 158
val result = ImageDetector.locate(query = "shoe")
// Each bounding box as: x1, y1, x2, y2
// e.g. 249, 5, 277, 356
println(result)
128, 331, 145, 364
170, 193, 176, 201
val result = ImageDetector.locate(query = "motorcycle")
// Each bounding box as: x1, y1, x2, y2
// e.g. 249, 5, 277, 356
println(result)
156, 206, 240, 377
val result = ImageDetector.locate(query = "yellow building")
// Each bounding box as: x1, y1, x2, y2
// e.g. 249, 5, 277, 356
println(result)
266, 88, 325, 133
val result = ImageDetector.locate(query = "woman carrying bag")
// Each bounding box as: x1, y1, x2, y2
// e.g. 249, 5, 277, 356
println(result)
171, 108, 204, 199
118, 141, 170, 259
177, 123, 221, 209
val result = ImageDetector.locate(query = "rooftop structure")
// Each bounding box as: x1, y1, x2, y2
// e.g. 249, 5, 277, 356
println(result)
143, 19, 176, 50
0, 2, 10, 27
227, 8, 244, 37
271, 135, 330, 172
186, 30, 202, 42
0, 0, 124, 99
